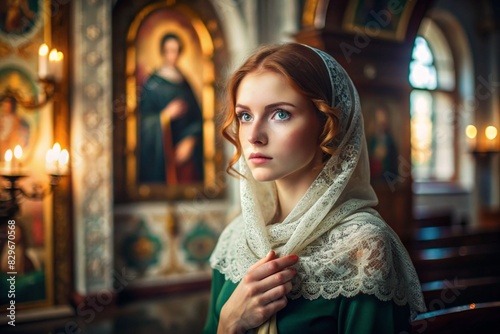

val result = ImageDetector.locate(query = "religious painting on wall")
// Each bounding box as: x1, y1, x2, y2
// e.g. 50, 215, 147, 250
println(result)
119, 3, 224, 201
112, 0, 228, 292
0, 67, 40, 160
0, 0, 44, 48
343, 0, 417, 41
362, 98, 404, 184
361, 94, 412, 239
0, 0, 56, 313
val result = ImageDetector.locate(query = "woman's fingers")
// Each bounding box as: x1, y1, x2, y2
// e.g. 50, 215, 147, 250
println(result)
249, 254, 299, 281
255, 282, 293, 319
262, 296, 288, 316
218, 253, 298, 333
242, 254, 298, 303
258, 268, 296, 293
259, 280, 294, 305
249, 250, 276, 271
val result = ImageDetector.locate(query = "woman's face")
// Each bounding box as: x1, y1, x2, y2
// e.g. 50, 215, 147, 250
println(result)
162, 38, 180, 66
236, 71, 323, 183
1, 100, 15, 115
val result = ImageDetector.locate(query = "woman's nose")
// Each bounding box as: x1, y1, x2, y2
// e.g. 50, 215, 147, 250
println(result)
247, 122, 267, 145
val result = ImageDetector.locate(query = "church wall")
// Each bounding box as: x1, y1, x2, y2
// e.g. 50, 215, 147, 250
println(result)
3, 0, 498, 322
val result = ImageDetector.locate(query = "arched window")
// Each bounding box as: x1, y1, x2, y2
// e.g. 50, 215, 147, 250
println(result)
409, 19, 456, 181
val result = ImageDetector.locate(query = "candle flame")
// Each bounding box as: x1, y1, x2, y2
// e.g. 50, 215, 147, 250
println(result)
5, 149, 12, 162
39, 44, 49, 56
465, 125, 477, 139
485, 126, 498, 140
49, 49, 58, 61
52, 143, 61, 157
14, 145, 22, 159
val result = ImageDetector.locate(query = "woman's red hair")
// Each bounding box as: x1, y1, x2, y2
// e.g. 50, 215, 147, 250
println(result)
221, 43, 340, 177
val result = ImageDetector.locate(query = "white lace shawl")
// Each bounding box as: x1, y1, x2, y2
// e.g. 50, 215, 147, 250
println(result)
210, 46, 426, 318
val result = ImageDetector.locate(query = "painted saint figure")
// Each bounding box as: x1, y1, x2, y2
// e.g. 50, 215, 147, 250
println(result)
138, 33, 204, 185
0, 0, 36, 34
367, 106, 399, 179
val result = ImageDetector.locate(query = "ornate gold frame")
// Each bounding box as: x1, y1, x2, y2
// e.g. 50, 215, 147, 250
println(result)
120, 2, 224, 202
342, 0, 417, 42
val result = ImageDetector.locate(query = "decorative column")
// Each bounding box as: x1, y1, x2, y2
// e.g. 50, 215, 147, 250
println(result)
72, 0, 114, 294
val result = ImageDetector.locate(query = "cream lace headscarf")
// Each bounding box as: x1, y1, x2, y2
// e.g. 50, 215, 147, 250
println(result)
210, 45, 426, 325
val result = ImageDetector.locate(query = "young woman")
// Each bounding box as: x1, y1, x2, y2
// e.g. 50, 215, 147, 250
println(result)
203, 43, 425, 333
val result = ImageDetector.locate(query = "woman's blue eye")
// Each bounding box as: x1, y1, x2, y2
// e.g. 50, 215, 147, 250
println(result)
275, 110, 290, 120
237, 112, 252, 122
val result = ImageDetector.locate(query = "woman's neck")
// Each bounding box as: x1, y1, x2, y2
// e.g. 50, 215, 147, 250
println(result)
274, 161, 323, 223
157, 65, 183, 83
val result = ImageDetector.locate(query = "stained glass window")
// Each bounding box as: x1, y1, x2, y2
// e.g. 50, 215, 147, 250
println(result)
410, 33, 455, 181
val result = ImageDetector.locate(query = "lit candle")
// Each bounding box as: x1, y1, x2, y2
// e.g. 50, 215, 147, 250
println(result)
13, 145, 22, 172
48, 49, 58, 81
46, 143, 69, 174
465, 125, 477, 151
59, 149, 69, 174
38, 44, 49, 79
46, 148, 55, 174
4, 149, 12, 173
485, 126, 498, 150
52, 143, 61, 158
55, 51, 64, 82
48, 49, 64, 82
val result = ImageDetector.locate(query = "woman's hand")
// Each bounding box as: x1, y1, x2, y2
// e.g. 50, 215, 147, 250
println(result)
218, 251, 299, 334
161, 98, 187, 121
175, 136, 196, 165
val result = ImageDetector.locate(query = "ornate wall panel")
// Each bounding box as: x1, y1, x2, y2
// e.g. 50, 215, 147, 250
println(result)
72, 0, 113, 294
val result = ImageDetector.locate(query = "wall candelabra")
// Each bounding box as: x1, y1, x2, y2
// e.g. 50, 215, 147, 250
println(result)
0, 43, 66, 219
0, 143, 69, 219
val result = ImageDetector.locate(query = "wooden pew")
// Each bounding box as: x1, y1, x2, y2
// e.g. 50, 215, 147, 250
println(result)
421, 276, 500, 310
412, 226, 500, 249
414, 211, 453, 228
411, 301, 500, 334
412, 243, 500, 283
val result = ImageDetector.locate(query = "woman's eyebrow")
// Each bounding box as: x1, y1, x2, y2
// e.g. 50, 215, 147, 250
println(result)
235, 103, 249, 110
264, 102, 296, 110
235, 102, 297, 111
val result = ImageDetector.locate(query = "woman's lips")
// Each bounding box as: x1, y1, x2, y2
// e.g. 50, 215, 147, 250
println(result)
249, 153, 272, 165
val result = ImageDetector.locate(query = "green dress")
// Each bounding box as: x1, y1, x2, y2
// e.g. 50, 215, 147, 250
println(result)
138, 72, 203, 184
202, 269, 411, 334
